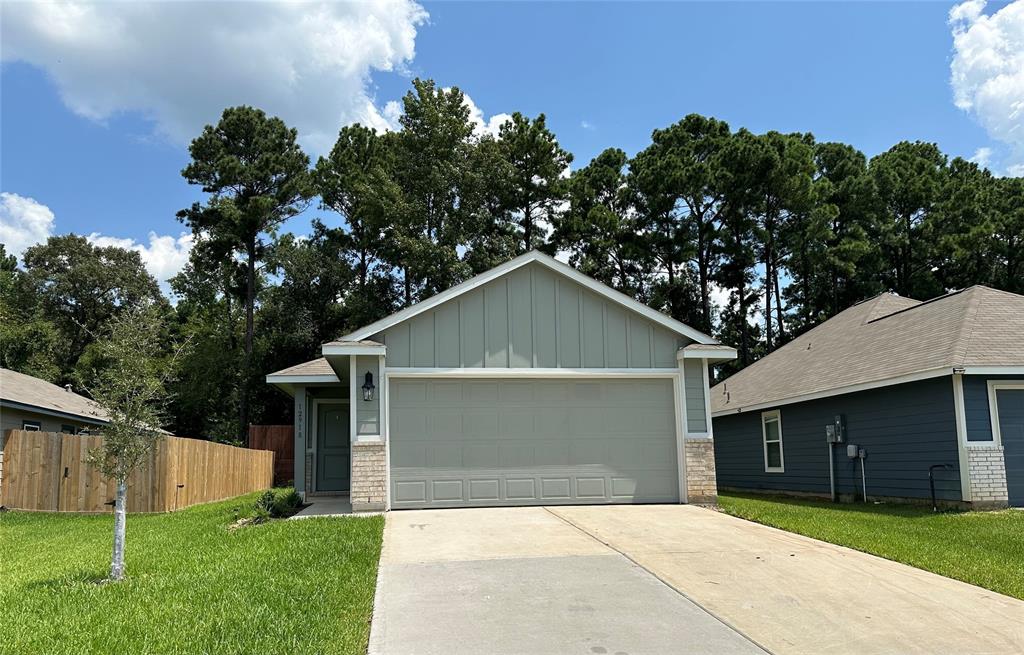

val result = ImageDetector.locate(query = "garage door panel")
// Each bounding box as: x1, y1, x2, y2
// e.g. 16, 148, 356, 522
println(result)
390, 378, 680, 508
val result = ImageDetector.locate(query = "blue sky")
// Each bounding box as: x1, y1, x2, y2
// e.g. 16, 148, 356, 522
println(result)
1, 1, 1020, 288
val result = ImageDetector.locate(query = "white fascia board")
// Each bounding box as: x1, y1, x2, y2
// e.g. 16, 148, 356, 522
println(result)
678, 347, 738, 362
710, 366, 953, 417
342, 251, 719, 345
265, 374, 340, 385
962, 366, 1024, 376
384, 367, 680, 378
322, 344, 387, 357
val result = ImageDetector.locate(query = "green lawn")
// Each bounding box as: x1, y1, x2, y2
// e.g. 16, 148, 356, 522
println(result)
0, 494, 384, 655
719, 492, 1024, 600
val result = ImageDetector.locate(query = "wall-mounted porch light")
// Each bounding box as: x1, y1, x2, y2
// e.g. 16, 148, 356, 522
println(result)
361, 371, 375, 401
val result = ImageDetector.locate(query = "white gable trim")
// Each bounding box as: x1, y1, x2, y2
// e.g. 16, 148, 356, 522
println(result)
340, 251, 718, 345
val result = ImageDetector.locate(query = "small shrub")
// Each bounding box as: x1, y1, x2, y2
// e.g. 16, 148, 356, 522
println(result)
251, 488, 302, 522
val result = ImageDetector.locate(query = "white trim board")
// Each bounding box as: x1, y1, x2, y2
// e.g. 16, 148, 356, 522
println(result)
679, 346, 738, 362
322, 343, 387, 357
383, 367, 681, 379
266, 374, 339, 385
711, 367, 953, 417
986, 380, 1024, 448
341, 250, 719, 345
952, 374, 973, 501
964, 366, 1024, 376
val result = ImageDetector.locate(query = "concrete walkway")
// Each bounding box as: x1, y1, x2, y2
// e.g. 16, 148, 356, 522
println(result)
549, 505, 1024, 655
370, 507, 766, 655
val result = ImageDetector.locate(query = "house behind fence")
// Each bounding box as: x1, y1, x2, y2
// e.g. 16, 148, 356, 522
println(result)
0, 430, 274, 512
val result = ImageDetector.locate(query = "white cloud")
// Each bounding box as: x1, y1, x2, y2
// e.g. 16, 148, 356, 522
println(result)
969, 146, 994, 167
0, 192, 55, 260
86, 231, 194, 289
580, 120, 595, 130
461, 92, 512, 138
0, 1, 429, 154
949, 0, 1024, 175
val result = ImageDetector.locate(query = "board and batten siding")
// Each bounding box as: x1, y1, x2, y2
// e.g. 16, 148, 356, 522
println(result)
712, 376, 962, 501
683, 359, 708, 432
375, 263, 690, 369
354, 355, 380, 436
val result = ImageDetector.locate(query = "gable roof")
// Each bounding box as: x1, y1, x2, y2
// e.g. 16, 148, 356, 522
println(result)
0, 368, 110, 425
711, 286, 1024, 416
339, 250, 720, 345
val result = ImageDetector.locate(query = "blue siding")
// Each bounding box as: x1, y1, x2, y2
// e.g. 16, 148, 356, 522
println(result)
713, 376, 962, 501
962, 374, 1023, 442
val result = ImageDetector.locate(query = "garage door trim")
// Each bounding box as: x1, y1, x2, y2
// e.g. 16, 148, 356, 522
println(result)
382, 368, 689, 508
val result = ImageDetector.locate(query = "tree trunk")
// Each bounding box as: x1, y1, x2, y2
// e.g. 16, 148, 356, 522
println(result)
773, 262, 786, 342
110, 480, 127, 581
239, 237, 256, 445
697, 220, 710, 334
403, 267, 412, 307
523, 204, 533, 254
764, 248, 773, 352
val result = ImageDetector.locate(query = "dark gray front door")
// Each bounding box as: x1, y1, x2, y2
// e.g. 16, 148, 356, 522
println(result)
316, 402, 350, 492
997, 389, 1024, 507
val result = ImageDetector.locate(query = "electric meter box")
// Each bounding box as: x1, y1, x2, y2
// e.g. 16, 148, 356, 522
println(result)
826, 415, 846, 443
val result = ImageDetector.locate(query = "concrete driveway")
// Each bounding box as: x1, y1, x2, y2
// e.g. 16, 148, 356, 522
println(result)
369, 505, 1024, 655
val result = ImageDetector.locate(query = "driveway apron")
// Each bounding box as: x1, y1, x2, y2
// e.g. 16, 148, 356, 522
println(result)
549, 505, 1024, 655
369, 507, 767, 655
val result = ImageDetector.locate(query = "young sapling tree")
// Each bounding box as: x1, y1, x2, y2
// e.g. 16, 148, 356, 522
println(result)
85, 305, 186, 581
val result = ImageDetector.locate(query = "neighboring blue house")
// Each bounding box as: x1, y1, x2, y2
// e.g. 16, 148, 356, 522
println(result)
711, 286, 1024, 509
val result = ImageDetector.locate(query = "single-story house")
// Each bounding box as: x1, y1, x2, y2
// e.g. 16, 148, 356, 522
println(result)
1, 367, 110, 435
268, 250, 737, 512
711, 286, 1024, 509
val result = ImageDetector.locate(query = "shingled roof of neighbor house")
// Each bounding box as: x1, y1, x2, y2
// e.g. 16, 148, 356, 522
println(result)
711, 285, 1024, 415
0, 367, 110, 424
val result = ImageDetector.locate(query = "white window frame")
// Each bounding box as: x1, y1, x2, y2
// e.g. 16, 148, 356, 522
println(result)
986, 381, 1024, 448
761, 410, 785, 473
22, 420, 41, 431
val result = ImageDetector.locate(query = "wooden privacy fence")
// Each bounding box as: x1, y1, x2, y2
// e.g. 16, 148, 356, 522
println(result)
249, 424, 294, 487
0, 430, 274, 513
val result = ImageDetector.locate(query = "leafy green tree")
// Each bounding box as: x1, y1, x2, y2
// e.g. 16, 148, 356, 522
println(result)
178, 106, 313, 442
462, 134, 520, 274
991, 175, 1024, 294
496, 112, 573, 253
783, 142, 881, 330
870, 141, 947, 299
931, 157, 998, 292
315, 124, 398, 297
629, 141, 693, 321
644, 115, 732, 332
84, 305, 187, 581
550, 148, 649, 297
0, 244, 63, 381
389, 79, 477, 304
17, 235, 164, 381
742, 131, 815, 349
166, 254, 244, 440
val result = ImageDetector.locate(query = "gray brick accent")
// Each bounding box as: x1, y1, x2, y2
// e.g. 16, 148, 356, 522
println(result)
968, 447, 1008, 508
685, 438, 717, 505
351, 441, 386, 512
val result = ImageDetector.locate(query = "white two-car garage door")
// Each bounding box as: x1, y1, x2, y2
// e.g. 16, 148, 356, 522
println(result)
388, 378, 680, 509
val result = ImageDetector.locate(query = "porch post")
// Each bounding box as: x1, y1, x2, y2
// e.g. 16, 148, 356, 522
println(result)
294, 386, 307, 500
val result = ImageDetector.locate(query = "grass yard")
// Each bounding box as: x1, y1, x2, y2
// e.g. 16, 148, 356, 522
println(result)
719, 492, 1024, 600
0, 493, 384, 655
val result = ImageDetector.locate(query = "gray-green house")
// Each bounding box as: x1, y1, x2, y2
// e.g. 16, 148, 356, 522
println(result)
267, 251, 736, 512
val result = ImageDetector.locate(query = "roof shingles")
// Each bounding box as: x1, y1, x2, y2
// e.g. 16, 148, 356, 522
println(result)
711, 286, 1024, 414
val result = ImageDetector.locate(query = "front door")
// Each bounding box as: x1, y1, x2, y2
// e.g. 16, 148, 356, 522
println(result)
316, 402, 350, 492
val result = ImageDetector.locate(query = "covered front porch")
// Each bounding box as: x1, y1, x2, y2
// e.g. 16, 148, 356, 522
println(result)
266, 341, 387, 512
